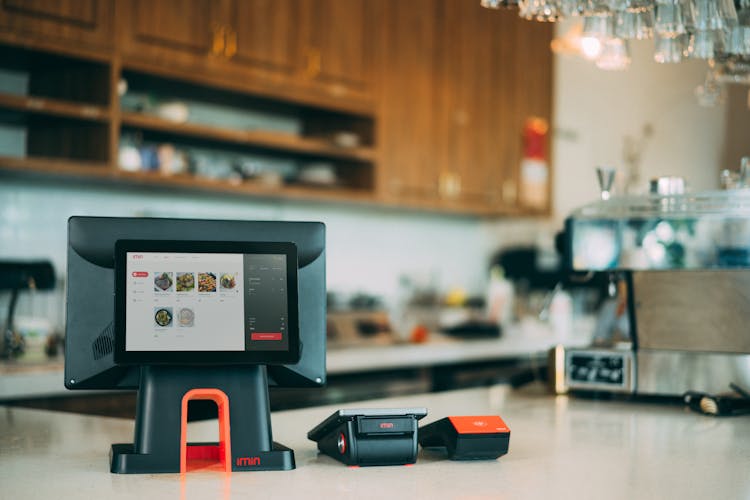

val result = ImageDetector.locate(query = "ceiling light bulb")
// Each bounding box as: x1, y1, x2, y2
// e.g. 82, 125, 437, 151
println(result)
596, 38, 631, 70
580, 36, 604, 59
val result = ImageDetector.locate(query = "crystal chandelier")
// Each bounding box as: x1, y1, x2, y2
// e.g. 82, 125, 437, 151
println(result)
481, 0, 750, 90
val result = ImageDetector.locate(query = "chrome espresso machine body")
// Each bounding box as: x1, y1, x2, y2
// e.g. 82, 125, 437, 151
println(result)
562, 190, 750, 396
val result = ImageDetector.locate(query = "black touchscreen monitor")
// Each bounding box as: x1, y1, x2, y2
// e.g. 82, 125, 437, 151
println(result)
114, 240, 299, 365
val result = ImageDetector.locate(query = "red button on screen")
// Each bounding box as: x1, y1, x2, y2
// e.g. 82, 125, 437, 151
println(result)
132, 272, 148, 278
251, 333, 282, 341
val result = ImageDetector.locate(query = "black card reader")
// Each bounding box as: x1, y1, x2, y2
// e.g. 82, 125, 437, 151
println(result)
307, 408, 428, 466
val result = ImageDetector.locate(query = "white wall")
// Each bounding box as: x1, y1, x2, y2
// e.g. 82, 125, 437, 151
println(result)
0, 180, 493, 301
551, 20, 727, 221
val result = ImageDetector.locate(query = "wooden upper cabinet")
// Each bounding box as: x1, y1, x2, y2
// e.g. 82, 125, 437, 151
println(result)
119, 0, 300, 82
514, 19, 554, 213
377, 0, 552, 214
0, 0, 114, 51
116, 0, 374, 106
299, 0, 375, 101
226, 0, 300, 82
117, 0, 223, 68
434, 1, 524, 212
377, 0, 440, 203
380, 0, 517, 211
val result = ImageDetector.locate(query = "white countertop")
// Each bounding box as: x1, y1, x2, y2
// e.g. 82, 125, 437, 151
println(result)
0, 319, 590, 399
327, 321, 589, 374
2, 384, 748, 499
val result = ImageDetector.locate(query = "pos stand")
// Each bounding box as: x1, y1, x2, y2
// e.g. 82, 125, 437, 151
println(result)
110, 365, 295, 474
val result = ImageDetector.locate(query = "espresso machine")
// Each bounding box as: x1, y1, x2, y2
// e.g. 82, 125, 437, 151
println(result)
559, 188, 750, 397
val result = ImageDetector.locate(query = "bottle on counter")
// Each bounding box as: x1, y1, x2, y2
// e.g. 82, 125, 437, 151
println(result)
549, 289, 573, 340
486, 266, 514, 328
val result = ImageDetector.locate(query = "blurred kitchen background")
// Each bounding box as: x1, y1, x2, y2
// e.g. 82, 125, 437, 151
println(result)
1, 0, 748, 414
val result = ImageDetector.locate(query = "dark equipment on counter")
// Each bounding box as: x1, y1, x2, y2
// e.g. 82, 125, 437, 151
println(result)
0, 260, 55, 358
419, 416, 510, 460
492, 245, 611, 295
308, 408, 427, 466
65, 217, 327, 474
559, 190, 750, 397
65, 216, 326, 390
441, 320, 501, 339
684, 383, 750, 417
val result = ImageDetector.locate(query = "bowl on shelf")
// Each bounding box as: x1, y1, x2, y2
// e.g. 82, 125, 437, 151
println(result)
298, 163, 338, 187
155, 101, 189, 123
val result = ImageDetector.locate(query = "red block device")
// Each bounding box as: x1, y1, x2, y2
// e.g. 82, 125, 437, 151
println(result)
418, 416, 510, 460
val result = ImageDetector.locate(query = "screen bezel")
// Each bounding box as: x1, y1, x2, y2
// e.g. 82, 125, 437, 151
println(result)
114, 239, 300, 365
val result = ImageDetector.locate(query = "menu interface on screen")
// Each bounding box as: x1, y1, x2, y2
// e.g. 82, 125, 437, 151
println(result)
125, 252, 289, 352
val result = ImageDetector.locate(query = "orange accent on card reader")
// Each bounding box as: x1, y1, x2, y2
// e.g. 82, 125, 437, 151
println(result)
448, 416, 510, 434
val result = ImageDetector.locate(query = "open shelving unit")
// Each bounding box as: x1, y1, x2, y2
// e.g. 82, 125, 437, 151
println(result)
0, 42, 378, 204
0, 93, 110, 122
119, 112, 376, 163
0, 44, 112, 172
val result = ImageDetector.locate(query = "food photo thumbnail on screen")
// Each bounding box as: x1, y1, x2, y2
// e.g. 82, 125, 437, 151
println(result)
126, 252, 246, 352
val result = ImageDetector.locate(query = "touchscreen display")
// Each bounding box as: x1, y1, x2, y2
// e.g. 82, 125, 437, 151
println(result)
114, 240, 299, 365
125, 251, 290, 353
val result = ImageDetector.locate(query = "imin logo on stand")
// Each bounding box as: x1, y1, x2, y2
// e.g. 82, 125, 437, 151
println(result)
236, 456, 261, 467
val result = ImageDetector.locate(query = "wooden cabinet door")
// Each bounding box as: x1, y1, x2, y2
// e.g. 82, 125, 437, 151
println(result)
434, 0, 523, 212
118, 0, 224, 68
0, 0, 114, 50
225, 0, 301, 83
378, 0, 441, 203
378, 0, 552, 214
116, 0, 371, 107
300, 0, 375, 100
514, 19, 554, 213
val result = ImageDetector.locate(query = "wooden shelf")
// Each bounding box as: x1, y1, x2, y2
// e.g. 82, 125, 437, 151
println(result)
0, 93, 110, 123
383, 195, 517, 218
121, 59, 375, 118
0, 157, 512, 216
0, 156, 111, 177
113, 169, 376, 204
120, 112, 376, 163
0, 155, 375, 205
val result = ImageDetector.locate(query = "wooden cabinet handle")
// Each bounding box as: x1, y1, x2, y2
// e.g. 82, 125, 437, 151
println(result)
439, 172, 461, 199
502, 179, 517, 204
306, 48, 321, 78
211, 23, 225, 56
225, 27, 237, 59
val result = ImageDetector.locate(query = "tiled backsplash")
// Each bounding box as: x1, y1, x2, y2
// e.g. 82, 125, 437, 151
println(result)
0, 179, 541, 331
